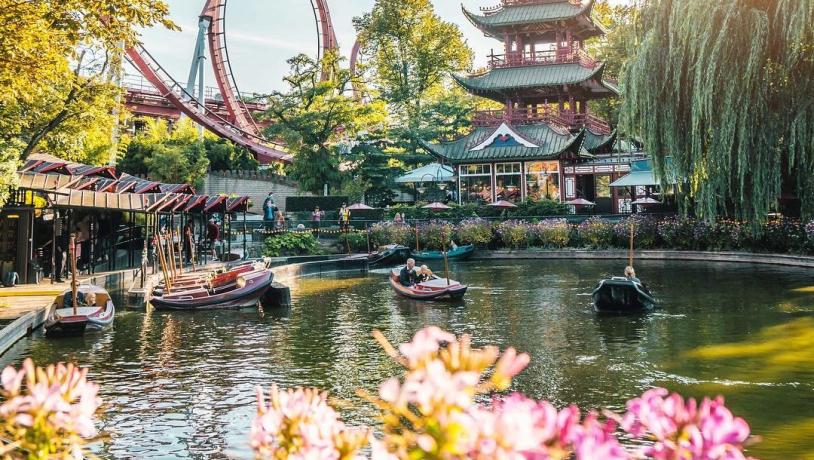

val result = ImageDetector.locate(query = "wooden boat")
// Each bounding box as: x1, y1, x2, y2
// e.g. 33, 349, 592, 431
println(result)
389, 268, 467, 301
412, 244, 475, 261
152, 262, 263, 296
45, 285, 116, 336
150, 268, 273, 311
368, 245, 411, 268
592, 277, 656, 313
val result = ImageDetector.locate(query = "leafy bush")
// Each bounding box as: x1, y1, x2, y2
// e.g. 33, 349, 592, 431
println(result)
369, 222, 414, 247
496, 220, 531, 249
455, 218, 493, 247
656, 216, 696, 249
285, 196, 349, 212
614, 215, 658, 249
263, 232, 320, 257
338, 232, 369, 252
531, 219, 571, 248
576, 217, 615, 248
417, 220, 455, 250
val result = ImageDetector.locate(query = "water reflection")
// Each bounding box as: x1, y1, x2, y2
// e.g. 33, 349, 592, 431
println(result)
4, 260, 813, 459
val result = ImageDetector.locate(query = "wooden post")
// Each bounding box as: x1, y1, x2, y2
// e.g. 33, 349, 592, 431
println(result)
415, 221, 420, 252
156, 232, 171, 292
629, 219, 635, 268
51, 210, 58, 284
366, 222, 371, 255
167, 230, 178, 279
443, 227, 450, 286
69, 234, 78, 315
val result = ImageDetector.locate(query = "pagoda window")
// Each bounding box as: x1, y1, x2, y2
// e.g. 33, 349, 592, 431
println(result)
495, 163, 522, 203
460, 164, 493, 204
525, 161, 560, 202
595, 175, 611, 198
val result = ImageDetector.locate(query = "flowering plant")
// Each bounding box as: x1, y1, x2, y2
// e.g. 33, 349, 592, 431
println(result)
418, 220, 455, 251
0, 358, 101, 460
369, 222, 414, 248
455, 218, 493, 247
531, 219, 571, 248
496, 220, 531, 249
251, 327, 759, 460
577, 217, 615, 248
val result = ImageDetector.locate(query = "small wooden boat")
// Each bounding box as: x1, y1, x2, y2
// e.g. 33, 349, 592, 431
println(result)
592, 277, 656, 313
389, 268, 467, 301
368, 245, 411, 268
45, 285, 115, 336
412, 244, 475, 261
150, 269, 273, 311
152, 262, 263, 296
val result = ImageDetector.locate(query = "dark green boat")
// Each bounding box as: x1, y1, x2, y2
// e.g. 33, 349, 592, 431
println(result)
411, 244, 475, 261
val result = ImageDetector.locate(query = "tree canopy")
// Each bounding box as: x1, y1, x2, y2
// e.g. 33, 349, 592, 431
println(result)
622, 0, 814, 224
261, 53, 385, 194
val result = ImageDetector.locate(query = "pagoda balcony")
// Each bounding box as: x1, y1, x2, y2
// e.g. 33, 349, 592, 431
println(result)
488, 48, 597, 70
473, 107, 612, 135
481, 0, 582, 13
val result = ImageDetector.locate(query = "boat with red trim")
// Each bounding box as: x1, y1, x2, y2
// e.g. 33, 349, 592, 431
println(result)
45, 285, 116, 336
389, 268, 467, 301
150, 268, 273, 311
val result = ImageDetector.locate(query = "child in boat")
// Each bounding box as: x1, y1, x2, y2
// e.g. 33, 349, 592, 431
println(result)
416, 265, 434, 283
624, 266, 641, 284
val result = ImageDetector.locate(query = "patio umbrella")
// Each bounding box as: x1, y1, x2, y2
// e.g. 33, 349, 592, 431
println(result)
422, 202, 451, 211
565, 198, 596, 206
348, 203, 374, 210
631, 197, 661, 205
488, 200, 518, 209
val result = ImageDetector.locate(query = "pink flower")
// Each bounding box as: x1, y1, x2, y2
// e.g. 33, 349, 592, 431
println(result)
398, 326, 456, 366
571, 413, 629, 460
621, 388, 755, 459
492, 348, 531, 390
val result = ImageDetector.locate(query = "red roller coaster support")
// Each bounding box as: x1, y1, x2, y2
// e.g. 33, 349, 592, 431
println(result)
125, 44, 292, 163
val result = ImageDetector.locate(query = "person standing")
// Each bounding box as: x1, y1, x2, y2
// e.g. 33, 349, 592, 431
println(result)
338, 203, 350, 232
275, 209, 286, 231
183, 222, 195, 264
207, 218, 220, 260
311, 206, 324, 235
262, 192, 276, 228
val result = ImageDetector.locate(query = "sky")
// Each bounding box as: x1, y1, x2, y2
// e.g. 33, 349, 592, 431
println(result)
136, 0, 628, 94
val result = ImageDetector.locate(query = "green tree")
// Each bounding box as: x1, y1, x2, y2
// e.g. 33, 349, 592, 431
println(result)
354, 0, 473, 150
622, 0, 814, 225
0, 0, 174, 205
205, 139, 258, 171
262, 53, 384, 194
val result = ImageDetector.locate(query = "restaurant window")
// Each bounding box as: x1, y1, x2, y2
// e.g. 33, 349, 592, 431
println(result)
460, 164, 493, 204
595, 175, 611, 198
525, 161, 560, 201
495, 163, 522, 203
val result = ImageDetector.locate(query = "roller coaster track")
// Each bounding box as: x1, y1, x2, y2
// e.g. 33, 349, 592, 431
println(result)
125, 44, 292, 163
127, 0, 338, 164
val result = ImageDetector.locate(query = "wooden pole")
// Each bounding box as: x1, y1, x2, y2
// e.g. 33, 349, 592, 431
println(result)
366, 222, 371, 255
167, 230, 178, 280
415, 221, 420, 252
156, 233, 171, 292
69, 234, 78, 315
629, 219, 635, 268
443, 230, 450, 286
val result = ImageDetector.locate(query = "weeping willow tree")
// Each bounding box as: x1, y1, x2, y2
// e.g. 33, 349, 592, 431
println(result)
622, 0, 814, 225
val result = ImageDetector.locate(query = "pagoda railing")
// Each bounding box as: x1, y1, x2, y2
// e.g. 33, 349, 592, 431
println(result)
488, 48, 597, 69
473, 107, 612, 134
482, 0, 582, 12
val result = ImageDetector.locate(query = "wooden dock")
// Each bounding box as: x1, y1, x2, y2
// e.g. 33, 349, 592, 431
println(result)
0, 282, 70, 356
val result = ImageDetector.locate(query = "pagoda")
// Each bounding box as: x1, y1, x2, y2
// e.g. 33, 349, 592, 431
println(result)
421, 0, 641, 213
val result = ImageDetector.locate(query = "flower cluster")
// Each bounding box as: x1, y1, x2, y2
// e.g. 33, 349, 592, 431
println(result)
418, 220, 455, 251
496, 220, 531, 249
455, 218, 493, 247
252, 385, 369, 460
577, 217, 615, 248
620, 388, 755, 460
0, 358, 101, 459
369, 222, 414, 248
531, 218, 571, 248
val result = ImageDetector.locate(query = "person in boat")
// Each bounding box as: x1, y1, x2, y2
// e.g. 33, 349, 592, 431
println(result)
624, 266, 641, 284
399, 258, 418, 287
416, 265, 434, 283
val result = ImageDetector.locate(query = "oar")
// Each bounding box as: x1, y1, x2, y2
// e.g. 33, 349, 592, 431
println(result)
628, 219, 635, 268
69, 234, 78, 315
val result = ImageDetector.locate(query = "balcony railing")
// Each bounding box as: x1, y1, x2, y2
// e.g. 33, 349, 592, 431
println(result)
488, 48, 597, 69
473, 107, 612, 135
481, 0, 582, 13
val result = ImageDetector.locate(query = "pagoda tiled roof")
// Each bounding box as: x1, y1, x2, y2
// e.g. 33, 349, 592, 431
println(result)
420, 123, 591, 164
582, 129, 617, 154
452, 62, 618, 101
462, 1, 600, 39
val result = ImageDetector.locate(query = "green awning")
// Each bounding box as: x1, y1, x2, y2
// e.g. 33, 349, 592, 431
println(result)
610, 159, 678, 187
396, 163, 455, 184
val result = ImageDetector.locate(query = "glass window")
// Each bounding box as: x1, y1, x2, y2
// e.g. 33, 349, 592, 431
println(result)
462, 164, 491, 176
495, 163, 521, 174
525, 161, 561, 201
460, 175, 493, 204
596, 175, 611, 198
495, 162, 521, 202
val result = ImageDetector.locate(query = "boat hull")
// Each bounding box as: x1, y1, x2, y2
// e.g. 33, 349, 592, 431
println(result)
389, 269, 468, 301
151, 270, 273, 311
368, 245, 411, 268
592, 278, 656, 313
45, 289, 115, 337
412, 245, 475, 261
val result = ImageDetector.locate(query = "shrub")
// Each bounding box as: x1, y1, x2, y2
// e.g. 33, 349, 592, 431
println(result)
614, 215, 659, 249
455, 218, 494, 247
496, 220, 531, 249
576, 217, 614, 248
338, 232, 369, 252
418, 220, 455, 250
532, 219, 571, 248
656, 216, 696, 250
263, 232, 320, 257
369, 222, 414, 247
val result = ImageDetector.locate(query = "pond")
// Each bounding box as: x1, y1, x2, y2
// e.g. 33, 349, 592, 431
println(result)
3, 259, 814, 459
